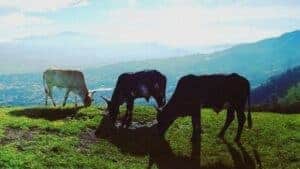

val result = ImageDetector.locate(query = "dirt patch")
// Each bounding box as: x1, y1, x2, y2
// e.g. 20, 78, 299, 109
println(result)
0, 127, 62, 146
79, 128, 99, 144
0, 127, 40, 145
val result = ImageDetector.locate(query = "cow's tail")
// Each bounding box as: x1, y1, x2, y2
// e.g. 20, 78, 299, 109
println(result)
247, 88, 252, 129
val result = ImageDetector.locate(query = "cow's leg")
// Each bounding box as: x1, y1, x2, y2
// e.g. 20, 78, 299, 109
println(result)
191, 108, 201, 142
235, 106, 246, 143
122, 99, 134, 128
62, 89, 70, 107
121, 102, 129, 127
74, 96, 78, 108
126, 99, 134, 127
218, 106, 235, 139
44, 83, 49, 106
48, 86, 56, 107
122, 112, 128, 127
45, 94, 48, 106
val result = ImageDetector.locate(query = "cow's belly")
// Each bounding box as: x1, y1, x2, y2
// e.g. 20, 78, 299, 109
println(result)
47, 77, 78, 89
202, 100, 229, 113
131, 85, 151, 99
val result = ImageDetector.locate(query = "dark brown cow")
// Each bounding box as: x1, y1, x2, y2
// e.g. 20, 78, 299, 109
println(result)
156, 73, 252, 143
102, 70, 167, 127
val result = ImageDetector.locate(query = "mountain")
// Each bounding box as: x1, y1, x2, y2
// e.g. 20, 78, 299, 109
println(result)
86, 30, 300, 88
0, 30, 300, 106
0, 32, 190, 74
251, 65, 300, 104
251, 65, 300, 113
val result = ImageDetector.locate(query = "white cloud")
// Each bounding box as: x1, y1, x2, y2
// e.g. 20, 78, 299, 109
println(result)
0, 1, 299, 47
0, 0, 89, 12
87, 5, 300, 47
0, 13, 52, 27
0, 13, 57, 41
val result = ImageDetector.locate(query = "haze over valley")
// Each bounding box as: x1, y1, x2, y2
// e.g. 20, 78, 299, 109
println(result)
1, 30, 299, 106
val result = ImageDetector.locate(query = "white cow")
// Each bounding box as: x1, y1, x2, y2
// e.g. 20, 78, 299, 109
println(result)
43, 69, 95, 107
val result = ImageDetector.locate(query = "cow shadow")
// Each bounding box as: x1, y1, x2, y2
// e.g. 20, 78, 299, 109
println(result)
95, 116, 262, 169
225, 141, 262, 169
9, 106, 83, 121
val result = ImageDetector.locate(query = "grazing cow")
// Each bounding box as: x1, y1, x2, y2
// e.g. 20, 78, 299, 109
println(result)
43, 69, 95, 107
102, 70, 167, 127
156, 73, 252, 142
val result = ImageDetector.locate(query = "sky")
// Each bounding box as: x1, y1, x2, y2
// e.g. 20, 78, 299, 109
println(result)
0, 0, 300, 47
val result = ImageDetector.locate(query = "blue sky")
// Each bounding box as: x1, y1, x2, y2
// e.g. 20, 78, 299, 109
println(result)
0, 0, 299, 47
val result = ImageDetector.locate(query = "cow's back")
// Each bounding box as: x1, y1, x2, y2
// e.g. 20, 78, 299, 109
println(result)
43, 69, 86, 89
171, 73, 249, 105
111, 70, 166, 101
115, 70, 165, 91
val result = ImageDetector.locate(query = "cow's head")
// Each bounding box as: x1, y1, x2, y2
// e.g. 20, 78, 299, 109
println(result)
155, 106, 176, 137
101, 96, 118, 124
84, 91, 96, 107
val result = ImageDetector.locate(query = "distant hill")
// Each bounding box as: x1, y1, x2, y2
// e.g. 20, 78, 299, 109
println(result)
0, 32, 190, 74
251, 65, 300, 104
0, 30, 300, 106
250, 65, 300, 113
280, 83, 300, 105
86, 30, 300, 88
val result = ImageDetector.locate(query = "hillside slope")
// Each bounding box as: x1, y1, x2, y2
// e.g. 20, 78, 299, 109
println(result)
87, 30, 300, 88
251, 65, 300, 104
0, 106, 299, 168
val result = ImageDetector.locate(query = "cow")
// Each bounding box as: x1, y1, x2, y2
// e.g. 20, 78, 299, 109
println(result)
43, 69, 95, 107
156, 73, 252, 143
101, 70, 167, 127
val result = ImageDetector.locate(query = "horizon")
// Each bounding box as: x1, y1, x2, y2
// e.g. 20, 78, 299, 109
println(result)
0, 29, 298, 76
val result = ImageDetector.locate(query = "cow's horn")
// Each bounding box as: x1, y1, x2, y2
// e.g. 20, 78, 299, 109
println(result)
91, 90, 96, 96
101, 96, 110, 104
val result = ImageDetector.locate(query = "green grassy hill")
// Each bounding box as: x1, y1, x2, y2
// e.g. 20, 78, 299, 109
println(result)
0, 106, 299, 169
280, 83, 300, 105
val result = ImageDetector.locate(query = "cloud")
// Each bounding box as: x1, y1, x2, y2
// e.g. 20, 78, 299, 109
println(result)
0, 13, 52, 27
0, 13, 58, 41
0, 1, 299, 47
0, 0, 89, 12
88, 5, 300, 46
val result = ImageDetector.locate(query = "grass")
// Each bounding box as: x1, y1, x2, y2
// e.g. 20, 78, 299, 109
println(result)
0, 105, 299, 169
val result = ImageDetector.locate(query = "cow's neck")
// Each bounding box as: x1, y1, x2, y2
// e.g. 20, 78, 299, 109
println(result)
111, 87, 123, 105
163, 95, 180, 113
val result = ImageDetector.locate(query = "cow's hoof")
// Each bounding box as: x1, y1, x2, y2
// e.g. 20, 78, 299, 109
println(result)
121, 123, 127, 128
121, 122, 131, 129
234, 138, 241, 144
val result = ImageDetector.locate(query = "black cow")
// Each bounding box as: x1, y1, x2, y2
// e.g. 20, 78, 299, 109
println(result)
156, 73, 252, 143
102, 70, 167, 127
